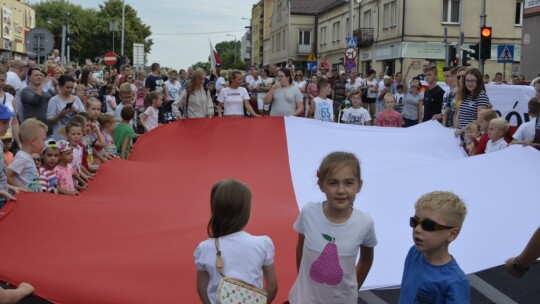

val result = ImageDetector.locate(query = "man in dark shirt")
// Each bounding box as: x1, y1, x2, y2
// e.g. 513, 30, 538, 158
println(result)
422, 66, 445, 122
332, 72, 348, 121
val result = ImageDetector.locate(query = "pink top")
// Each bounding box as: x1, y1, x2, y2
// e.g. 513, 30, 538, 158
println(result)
374, 110, 405, 127
54, 164, 76, 192
307, 83, 318, 100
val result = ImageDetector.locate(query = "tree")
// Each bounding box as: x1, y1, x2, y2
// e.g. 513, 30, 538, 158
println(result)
32, 0, 152, 65
215, 40, 246, 70
97, 0, 152, 64
193, 62, 210, 73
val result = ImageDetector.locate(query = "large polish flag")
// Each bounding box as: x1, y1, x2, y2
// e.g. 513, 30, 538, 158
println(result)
0, 117, 538, 303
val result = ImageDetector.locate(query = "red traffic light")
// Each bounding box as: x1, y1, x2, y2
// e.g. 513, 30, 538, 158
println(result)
481, 27, 492, 38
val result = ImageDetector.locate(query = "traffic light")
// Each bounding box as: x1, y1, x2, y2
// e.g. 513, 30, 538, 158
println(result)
480, 26, 492, 60
469, 43, 480, 61
462, 50, 471, 67
65, 32, 74, 46
448, 45, 457, 66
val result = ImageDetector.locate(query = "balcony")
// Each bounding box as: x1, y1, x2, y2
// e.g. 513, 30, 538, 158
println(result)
353, 28, 374, 48
297, 44, 313, 55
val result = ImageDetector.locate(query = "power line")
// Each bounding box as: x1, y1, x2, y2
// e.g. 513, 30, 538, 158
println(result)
152, 29, 245, 36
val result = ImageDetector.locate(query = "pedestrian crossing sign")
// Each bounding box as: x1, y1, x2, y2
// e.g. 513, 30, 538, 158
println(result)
346, 36, 357, 48
307, 52, 317, 62
497, 45, 514, 63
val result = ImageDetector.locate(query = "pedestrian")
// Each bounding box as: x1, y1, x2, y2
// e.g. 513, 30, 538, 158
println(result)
194, 179, 278, 303
172, 69, 213, 119
454, 68, 490, 138
140, 91, 162, 132
399, 191, 470, 303
288, 152, 377, 303
217, 70, 259, 117
263, 68, 303, 117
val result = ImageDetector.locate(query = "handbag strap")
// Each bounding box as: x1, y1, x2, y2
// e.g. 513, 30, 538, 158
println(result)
215, 238, 225, 277
184, 91, 190, 118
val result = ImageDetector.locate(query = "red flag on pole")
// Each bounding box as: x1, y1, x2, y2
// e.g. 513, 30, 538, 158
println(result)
209, 40, 221, 70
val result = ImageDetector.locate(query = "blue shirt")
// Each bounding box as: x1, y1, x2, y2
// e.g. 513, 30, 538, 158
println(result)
399, 246, 470, 304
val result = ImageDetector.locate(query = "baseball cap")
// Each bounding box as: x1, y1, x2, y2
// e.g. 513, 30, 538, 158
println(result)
0, 104, 15, 120
339, 71, 346, 76
57, 140, 73, 153
0, 131, 12, 140
11, 59, 28, 69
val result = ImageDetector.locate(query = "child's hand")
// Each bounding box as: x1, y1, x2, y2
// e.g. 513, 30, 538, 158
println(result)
0, 190, 15, 201
17, 282, 34, 295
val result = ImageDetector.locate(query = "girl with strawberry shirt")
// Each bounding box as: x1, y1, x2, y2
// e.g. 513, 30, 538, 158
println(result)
288, 152, 377, 303
194, 179, 278, 304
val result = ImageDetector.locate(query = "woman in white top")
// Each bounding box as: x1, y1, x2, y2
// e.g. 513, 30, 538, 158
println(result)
263, 68, 304, 117
215, 70, 228, 93
217, 70, 259, 118
256, 67, 273, 116
46, 75, 85, 140
172, 69, 214, 118
363, 69, 378, 119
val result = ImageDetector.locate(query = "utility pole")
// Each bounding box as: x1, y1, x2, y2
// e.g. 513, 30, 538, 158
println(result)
479, 0, 487, 74
444, 27, 448, 66
349, 0, 354, 37
61, 25, 66, 65
121, 0, 125, 56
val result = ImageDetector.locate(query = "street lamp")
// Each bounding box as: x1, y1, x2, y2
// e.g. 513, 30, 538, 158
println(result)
227, 34, 237, 64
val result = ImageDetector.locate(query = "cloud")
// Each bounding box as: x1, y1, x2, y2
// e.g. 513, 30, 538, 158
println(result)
27, 0, 255, 68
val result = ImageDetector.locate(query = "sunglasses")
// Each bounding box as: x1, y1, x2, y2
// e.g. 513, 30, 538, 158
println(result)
409, 216, 454, 231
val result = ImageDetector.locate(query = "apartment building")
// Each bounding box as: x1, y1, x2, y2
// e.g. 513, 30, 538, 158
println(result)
353, 0, 523, 79
263, 0, 340, 67
257, 0, 523, 81
0, 0, 36, 59
520, 1, 540, 80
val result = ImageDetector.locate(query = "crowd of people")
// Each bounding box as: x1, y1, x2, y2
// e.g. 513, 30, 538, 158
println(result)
0, 52, 538, 202
0, 50, 539, 302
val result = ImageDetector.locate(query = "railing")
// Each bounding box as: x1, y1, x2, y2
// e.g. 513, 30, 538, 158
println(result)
353, 28, 374, 48
297, 44, 312, 54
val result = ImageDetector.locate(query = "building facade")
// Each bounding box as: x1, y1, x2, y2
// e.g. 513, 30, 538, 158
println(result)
262, 0, 340, 68
256, 0, 523, 81
353, 0, 523, 80
520, 1, 539, 80
0, 0, 35, 60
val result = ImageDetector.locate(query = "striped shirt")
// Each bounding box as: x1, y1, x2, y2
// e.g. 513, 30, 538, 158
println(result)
39, 167, 58, 194
457, 91, 490, 129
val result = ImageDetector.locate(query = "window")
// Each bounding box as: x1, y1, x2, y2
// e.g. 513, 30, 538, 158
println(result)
276, 32, 281, 51
332, 21, 341, 43
364, 10, 372, 28
271, 35, 275, 53
320, 26, 327, 45
515, 1, 523, 26
383, 1, 397, 28
442, 0, 461, 23
281, 29, 285, 50
299, 30, 311, 45
277, 2, 282, 22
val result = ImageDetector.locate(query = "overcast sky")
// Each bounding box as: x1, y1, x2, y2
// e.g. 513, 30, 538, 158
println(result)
27, 0, 256, 69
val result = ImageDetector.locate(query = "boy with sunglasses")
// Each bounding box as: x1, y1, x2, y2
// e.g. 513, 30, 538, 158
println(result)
399, 191, 470, 304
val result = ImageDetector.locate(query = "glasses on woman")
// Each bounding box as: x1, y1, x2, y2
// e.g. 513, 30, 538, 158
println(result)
465, 79, 477, 84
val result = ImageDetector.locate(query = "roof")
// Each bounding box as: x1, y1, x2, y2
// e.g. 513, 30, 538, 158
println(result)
290, 0, 345, 15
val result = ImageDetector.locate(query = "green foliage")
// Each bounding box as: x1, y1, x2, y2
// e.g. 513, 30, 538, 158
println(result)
193, 61, 210, 73
214, 40, 246, 70
31, 0, 152, 65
